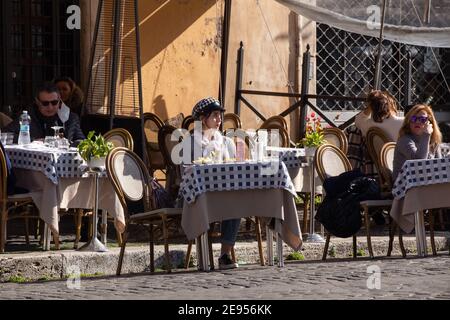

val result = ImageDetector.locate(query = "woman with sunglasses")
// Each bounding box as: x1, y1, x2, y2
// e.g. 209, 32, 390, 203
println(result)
392, 104, 442, 182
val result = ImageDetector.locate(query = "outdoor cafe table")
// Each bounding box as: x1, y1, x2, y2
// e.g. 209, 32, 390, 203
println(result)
5, 143, 125, 249
180, 160, 302, 270
390, 157, 450, 256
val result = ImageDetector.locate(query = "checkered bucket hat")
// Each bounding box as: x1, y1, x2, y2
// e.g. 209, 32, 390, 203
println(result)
192, 97, 225, 120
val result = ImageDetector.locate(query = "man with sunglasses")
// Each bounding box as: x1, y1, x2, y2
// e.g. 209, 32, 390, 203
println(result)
4, 82, 85, 146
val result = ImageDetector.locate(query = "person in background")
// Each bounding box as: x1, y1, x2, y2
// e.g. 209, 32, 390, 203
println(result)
0, 112, 13, 129
355, 90, 404, 141
4, 82, 85, 146
54, 76, 84, 117
187, 97, 239, 270
392, 104, 442, 182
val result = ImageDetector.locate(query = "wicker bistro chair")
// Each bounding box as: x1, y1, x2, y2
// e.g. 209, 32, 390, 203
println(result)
144, 113, 166, 176
322, 127, 348, 155
315, 144, 401, 260
366, 127, 392, 191
257, 125, 290, 148
104, 128, 134, 151
260, 116, 288, 131
0, 147, 41, 252
223, 113, 242, 131
181, 115, 195, 131
106, 147, 185, 275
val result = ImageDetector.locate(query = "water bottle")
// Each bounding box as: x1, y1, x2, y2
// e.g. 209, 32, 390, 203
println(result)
18, 110, 31, 145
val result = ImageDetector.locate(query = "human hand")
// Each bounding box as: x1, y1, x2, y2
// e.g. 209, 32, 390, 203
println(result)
425, 122, 433, 135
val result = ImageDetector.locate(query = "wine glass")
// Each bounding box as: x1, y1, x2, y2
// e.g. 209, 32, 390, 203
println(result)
51, 125, 64, 139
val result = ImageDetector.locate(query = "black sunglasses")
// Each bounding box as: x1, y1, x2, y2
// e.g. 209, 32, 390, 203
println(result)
38, 99, 60, 107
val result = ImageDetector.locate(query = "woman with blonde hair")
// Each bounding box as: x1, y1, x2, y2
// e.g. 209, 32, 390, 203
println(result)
392, 104, 442, 182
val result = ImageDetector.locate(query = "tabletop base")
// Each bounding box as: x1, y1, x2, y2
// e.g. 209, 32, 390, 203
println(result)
305, 233, 326, 243
78, 237, 108, 252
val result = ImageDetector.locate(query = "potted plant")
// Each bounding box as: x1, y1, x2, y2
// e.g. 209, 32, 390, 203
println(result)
77, 131, 114, 168
297, 112, 326, 157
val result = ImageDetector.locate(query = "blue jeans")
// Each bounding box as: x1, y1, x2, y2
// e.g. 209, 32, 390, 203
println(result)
221, 219, 240, 246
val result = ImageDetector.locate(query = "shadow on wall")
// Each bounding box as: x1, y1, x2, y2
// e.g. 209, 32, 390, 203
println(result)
137, 0, 216, 65
153, 95, 168, 121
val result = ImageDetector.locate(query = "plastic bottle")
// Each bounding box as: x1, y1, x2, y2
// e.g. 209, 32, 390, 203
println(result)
18, 110, 31, 145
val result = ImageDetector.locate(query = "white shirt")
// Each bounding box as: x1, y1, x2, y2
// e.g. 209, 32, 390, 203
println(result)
355, 112, 404, 141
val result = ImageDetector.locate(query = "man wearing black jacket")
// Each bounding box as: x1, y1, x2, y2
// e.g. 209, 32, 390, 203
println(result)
4, 82, 85, 146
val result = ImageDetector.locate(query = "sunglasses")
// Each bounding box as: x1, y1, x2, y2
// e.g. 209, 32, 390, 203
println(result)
410, 115, 429, 124
38, 99, 60, 107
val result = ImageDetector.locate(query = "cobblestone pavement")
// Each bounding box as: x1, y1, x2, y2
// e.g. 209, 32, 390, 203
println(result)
0, 254, 449, 300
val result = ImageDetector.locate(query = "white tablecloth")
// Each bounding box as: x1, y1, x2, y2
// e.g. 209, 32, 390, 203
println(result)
6, 145, 125, 235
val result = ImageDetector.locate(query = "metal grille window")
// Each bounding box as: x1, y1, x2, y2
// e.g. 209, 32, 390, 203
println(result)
316, 23, 450, 112
1, 0, 80, 114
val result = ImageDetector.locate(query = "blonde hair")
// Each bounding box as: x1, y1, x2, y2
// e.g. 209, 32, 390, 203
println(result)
399, 104, 442, 151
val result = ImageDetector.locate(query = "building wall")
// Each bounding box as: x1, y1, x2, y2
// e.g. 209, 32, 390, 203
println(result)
80, 0, 316, 139
225, 0, 315, 140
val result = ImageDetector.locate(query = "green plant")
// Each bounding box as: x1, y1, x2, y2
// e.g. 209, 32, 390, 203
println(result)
286, 252, 305, 261
77, 131, 114, 162
357, 248, 366, 257
8, 275, 28, 283
297, 112, 326, 147
328, 245, 336, 258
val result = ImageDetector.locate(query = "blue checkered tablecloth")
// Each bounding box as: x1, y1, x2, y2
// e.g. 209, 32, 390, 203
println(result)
179, 160, 297, 204
267, 147, 306, 169
5, 145, 98, 184
392, 157, 450, 199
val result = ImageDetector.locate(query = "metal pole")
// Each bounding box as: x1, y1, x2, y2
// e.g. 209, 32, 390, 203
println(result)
299, 44, 311, 139
404, 49, 412, 107
219, 0, 232, 107
373, 0, 387, 90
306, 156, 325, 243
109, 0, 123, 130
82, 0, 103, 116
234, 42, 244, 115
134, 0, 147, 165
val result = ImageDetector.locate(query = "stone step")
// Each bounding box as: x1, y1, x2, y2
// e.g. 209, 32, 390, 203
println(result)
0, 234, 449, 283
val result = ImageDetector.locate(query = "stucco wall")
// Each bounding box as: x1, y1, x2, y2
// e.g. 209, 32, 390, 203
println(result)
80, 0, 316, 139
138, 0, 222, 121
225, 0, 316, 140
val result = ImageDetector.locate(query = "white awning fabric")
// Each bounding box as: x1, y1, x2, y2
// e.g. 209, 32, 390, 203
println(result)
276, 0, 450, 47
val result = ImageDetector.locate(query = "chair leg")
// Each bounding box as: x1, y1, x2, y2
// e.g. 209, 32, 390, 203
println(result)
322, 233, 330, 260
363, 207, 374, 258
302, 194, 309, 232
149, 224, 155, 273
74, 209, 83, 249
185, 241, 193, 269
255, 217, 265, 266
208, 229, 215, 271
0, 207, 7, 253
352, 235, 357, 259
116, 230, 123, 247
387, 219, 395, 257
162, 216, 171, 273
24, 217, 30, 245
117, 228, 128, 276
429, 210, 437, 256
398, 229, 406, 258
53, 233, 60, 250
231, 247, 236, 263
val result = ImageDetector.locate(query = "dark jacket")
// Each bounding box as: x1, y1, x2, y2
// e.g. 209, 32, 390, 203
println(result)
4, 105, 85, 146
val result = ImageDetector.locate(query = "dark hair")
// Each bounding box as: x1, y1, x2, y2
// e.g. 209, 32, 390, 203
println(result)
36, 82, 59, 97
54, 76, 75, 90
366, 90, 395, 123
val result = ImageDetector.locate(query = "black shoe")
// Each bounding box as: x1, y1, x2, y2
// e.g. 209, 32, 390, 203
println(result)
218, 254, 238, 270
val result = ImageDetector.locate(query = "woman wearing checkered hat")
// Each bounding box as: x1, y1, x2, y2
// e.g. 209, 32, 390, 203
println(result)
392, 104, 442, 182
187, 97, 240, 270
